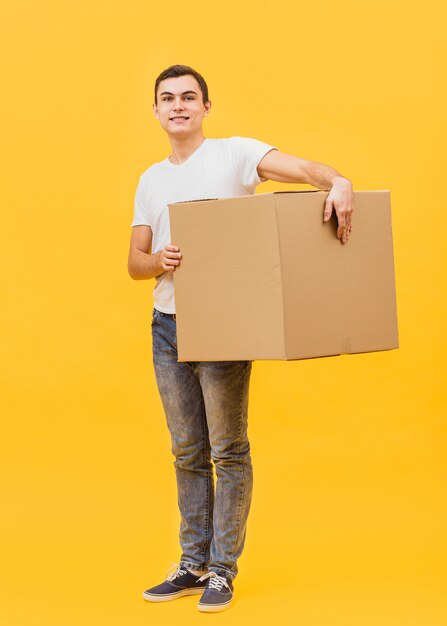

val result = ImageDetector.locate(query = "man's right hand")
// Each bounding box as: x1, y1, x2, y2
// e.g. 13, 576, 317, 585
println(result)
158, 244, 182, 272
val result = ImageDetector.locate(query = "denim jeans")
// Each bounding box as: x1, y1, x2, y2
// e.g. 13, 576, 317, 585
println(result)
151, 307, 253, 581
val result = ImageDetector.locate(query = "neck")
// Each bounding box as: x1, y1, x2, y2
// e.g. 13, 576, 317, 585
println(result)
168, 133, 207, 165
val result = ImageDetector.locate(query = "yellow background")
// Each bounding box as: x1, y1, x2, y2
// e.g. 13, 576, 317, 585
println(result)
1, 1, 446, 624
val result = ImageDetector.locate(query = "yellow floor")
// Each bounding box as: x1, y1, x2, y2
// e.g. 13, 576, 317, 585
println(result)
2, 358, 446, 626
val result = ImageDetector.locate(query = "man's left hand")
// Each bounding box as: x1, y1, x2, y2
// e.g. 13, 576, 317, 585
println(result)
323, 177, 354, 244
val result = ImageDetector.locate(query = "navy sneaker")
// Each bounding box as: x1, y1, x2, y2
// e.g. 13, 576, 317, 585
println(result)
142, 563, 208, 602
197, 572, 234, 612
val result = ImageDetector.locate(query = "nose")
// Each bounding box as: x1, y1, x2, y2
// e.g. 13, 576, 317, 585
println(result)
173, 97, 185, 110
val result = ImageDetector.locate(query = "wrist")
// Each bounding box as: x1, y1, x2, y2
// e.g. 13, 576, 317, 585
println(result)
331, 175, 352, 187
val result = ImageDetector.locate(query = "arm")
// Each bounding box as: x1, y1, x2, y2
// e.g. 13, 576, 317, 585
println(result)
127, 225, 182, 280
257, 150, 354, 244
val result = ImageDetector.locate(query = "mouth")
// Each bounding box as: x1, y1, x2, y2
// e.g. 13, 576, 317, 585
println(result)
170, 116, 190, 122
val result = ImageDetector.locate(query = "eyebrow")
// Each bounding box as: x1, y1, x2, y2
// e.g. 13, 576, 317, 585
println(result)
159, 90, 198, 96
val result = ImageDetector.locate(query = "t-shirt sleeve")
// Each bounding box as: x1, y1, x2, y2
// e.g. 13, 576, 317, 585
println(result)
228, 135, 278, 191
130, 175, 150, 227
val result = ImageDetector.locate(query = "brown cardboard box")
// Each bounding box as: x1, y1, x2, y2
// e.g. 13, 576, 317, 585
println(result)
168, 190, 399, 361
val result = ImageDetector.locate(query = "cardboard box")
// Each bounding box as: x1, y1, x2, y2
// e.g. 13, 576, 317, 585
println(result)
168, 190, 399, 361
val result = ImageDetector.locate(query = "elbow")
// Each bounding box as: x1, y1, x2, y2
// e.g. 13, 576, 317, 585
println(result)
128, 268, 142, 281
127, 257, 138, 280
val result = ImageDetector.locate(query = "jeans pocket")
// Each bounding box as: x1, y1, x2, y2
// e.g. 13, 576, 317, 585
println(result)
151, 308, 158, 325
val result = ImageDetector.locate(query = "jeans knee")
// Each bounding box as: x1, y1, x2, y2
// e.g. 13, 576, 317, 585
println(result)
211, 440, 252, 468
172, 439, 212, 471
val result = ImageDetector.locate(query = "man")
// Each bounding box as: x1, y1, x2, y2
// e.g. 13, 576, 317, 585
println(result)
128, 64, 354, 613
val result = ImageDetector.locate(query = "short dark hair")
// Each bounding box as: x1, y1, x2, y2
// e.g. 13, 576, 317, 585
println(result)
154, 64, 209, 105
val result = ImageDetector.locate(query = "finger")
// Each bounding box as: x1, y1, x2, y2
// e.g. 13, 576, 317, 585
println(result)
339, 224, 348, 242
323, 200, 333, 222
165, 257, 180, 266
162, 257, 175, 270
337, 208, 348, 236
348, 205, 354, 225
346, 213, 352, 239
164, 247, 182, 258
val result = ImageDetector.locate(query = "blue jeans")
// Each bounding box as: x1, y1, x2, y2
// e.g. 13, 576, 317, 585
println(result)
151, 307, 253, 581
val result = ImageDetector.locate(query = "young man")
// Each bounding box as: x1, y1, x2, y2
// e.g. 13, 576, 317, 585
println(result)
128, 64, 354, 613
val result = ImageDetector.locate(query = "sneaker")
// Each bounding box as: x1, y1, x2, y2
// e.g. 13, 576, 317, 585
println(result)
142, 563, 208, 602
197, 571, 234, 612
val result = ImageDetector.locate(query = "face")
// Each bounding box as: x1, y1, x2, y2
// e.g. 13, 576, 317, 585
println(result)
153, 74, 211, 137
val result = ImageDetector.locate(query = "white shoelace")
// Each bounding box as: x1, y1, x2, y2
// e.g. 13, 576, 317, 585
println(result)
165, 563, 187, 582
197, 571, 230, 591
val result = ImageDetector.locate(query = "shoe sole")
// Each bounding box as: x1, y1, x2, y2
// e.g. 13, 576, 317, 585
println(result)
197, 599, 233, 612
143, 588, 205, 602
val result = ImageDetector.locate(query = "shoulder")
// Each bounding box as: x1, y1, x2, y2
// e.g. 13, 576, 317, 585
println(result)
226, 135, 275, 152
205, 136, 259, 149
226, 135, 264, 143
226, 135, 250, 148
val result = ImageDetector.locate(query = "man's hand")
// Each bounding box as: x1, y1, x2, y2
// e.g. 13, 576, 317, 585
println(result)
158, 244, 182, 271
323, 177, 354, 244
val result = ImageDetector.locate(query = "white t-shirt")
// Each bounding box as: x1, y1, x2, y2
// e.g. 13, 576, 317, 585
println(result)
131, 135, 278, 313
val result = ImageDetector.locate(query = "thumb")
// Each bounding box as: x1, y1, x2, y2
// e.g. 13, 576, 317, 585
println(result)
323, 199, 333, 222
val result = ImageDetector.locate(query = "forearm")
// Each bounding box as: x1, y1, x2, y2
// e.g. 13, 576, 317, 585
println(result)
305, 160, 351, 190
128, 249, 164, 280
